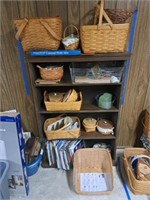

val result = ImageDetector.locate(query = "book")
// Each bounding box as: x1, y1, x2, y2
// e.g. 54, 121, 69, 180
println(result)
30, 50, 81, 57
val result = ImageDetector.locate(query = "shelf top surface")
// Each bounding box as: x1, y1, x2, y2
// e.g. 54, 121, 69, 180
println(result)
25, 52, 131, 63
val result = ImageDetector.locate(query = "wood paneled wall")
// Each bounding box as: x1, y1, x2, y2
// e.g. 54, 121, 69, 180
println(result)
1, 0, 149, 146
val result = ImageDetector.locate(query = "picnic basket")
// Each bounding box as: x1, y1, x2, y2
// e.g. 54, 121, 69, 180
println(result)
14, 17, 62, 52
63, 24, 79, 50
124, 148, 150, 195
80, 0, 130, 53
73, 148, 113, 195
44, 115, 80, 140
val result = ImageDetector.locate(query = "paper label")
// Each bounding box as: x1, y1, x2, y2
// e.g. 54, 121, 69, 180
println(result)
80, 173, 108, 192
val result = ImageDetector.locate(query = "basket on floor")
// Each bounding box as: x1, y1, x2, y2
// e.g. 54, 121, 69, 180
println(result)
14, 17, 62, 52
63, 24, 79, 50
80, 0, 130, 53
73, 148, 113, 195
124, 148, 150, 195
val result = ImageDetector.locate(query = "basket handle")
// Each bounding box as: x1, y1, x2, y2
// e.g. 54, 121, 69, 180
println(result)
63, 24, 79, 38
97, 0, 113, 29
15, 18, 28, 40
142, 117, 150, 131
39, 18, 62, 41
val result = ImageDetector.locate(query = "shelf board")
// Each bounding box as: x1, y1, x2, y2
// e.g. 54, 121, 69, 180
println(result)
25, 52, 131, 63
79, 132, 116, 139
35, 81, 122, 87
39, 104, 119, 114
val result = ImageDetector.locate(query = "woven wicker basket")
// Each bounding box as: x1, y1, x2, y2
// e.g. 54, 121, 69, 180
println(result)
94, 2, 133, 24
82, 118, 97, 132
14, 17, 62, 52
63, 24, 79, 50
124, 148, 150, 195
44, 115, 80, 140
44, 91, 82, 111
73, 148, 113, 195
80, 0, 130, 53
36, 65, 64, 81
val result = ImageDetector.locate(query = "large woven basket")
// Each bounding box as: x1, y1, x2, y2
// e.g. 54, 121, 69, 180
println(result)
44, 115, 80, 140
44, 91, 82, 111
80, 0, 130, 53
124, 148, 150, 195
14, 17, 62, 52
73, 148, 113, 195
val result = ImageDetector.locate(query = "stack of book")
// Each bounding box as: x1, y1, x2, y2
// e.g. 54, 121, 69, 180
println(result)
45, 140, 84, 170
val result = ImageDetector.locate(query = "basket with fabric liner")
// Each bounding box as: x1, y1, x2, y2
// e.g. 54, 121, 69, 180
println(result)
44, 91, 82, 111
124, 148, 150, 195
63, 24, 79, 50
80, 0, 130, 53
36, 65, 64, 81
14, 17, 62, 52
44, 115, 80, 140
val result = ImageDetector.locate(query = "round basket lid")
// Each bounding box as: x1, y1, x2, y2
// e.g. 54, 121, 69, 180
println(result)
66, 89, 78, 102
97, 119, 113, 129
63, 89, 72, 102
83, 118, 97, 126
48, 92, 64, 102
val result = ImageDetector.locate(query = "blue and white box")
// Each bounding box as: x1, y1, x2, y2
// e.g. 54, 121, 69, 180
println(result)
0, 112, 29, 197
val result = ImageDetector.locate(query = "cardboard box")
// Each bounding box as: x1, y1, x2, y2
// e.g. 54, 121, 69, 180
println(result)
0, 112, 29, 197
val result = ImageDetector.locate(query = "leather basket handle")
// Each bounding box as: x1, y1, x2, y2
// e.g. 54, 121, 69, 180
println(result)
15, 18, 28, 40
40, 18, 62, 41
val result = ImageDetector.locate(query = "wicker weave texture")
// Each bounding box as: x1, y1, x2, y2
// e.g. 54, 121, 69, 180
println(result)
44, 91, 82, 111
44, 116, 80, 140
80, 0, 130, 53
37, 65, 64, 81
73, 148, 113, 195
63, 25, 79, 50
124, 148, 150, 195
14, 17, 62, 52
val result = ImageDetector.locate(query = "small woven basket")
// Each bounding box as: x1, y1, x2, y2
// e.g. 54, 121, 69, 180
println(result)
44, 115, 80, 140
124, 148, 150, 195
63, 24, 79, 50
73, 148, 114, 195
82, 118, 97, 132
36, 65, 64, 81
